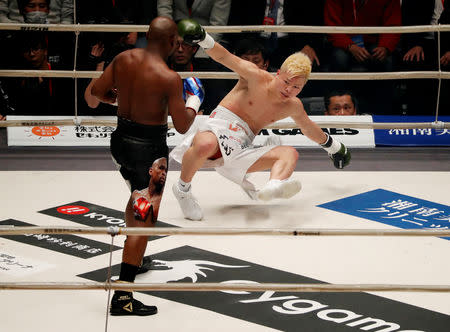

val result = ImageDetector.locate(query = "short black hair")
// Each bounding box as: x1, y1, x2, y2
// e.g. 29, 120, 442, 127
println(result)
233, 38, 268, 61
17, 0, 51, 13
18, 31, 48, 52
324, 90, 357, 111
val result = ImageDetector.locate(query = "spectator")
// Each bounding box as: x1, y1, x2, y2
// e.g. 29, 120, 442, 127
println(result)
439, 0, 450, 115
167, 34, 224, 115
263, 0, 327, 70
287, 1, 328, 71
324, 0, 401, 115
2, 0, 75, 69
0, 80, 15, 120
400, 0, 442, 115
83, 32, 138, 113
226, 0, 327, 70
234, 37, 273, 71
157, 0, 231, 51
324, 0, 401, 72
324, 90, 358, 115
18, 0, 50, 23
170, 35, 199, 71
77, 1, 158, 49
170, 36, 205, 114
226, 1, 328, 99
0, 0, 73, 23
5, 32, 73, 115
77, 0, 155, 25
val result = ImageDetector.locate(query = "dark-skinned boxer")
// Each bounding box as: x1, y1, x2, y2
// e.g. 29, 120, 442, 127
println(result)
92, 16, 197, 316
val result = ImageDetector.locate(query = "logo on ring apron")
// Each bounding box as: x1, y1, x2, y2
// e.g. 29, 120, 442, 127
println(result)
0, 219, 121, 258
319, 189, 450, 241
79, 246, 449, 331
39, 201, 178, 241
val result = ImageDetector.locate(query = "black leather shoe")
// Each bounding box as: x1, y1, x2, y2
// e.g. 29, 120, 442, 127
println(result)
110, 293, 157, 316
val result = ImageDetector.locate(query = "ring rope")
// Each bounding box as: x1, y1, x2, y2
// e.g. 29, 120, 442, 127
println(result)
1, 23, 450, 34
1, 70, 449, 80
1, 23, 448, 130
436, 29, 444, 120
1, 226, 449, 237
0, 118, 448, 129
0, 282, 448, 293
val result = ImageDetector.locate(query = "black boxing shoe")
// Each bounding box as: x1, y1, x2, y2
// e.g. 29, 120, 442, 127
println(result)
136, 256, 153, 275
110, 292, 157, 316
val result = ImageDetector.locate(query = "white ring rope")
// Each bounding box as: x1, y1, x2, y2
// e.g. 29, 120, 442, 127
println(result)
0, 118, 448, 129
2, 225, 449, 294
1, 23, 450, 33
0, 70, 449, 80
0, 282, 448, 293
1, 226, 449, 237
0, 23, 448, 129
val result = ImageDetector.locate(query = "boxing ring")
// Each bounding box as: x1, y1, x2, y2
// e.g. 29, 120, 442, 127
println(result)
1, 21, 450, 332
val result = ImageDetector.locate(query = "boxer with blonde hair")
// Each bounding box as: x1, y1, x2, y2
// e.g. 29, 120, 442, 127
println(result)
171, 19, 351, 221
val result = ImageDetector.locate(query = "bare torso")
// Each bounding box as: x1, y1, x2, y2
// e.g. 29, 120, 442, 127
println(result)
219, 71, 300, 134
113, 48, 178, 125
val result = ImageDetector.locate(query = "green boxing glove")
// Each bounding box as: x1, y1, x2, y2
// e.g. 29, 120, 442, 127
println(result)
321, 133, 351, 169
177, 18, 215, 50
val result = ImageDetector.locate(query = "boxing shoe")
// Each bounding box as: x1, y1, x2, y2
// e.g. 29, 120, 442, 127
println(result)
172, 183, 203, 221
110, 292, 157, 316
257, 179, 302, 201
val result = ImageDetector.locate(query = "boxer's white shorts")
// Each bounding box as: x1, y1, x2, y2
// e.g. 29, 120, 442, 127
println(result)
170, 105, 275, 186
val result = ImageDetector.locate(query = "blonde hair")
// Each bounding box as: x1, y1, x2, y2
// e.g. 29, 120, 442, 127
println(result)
280, 52, 312, 81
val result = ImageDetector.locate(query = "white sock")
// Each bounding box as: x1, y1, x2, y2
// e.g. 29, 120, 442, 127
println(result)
178, 179, 191, 192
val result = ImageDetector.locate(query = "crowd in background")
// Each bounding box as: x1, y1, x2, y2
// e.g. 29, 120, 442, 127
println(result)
0, 0, 449, 119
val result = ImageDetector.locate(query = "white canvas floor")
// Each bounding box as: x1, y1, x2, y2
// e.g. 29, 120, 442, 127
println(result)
0, 170, 449, 332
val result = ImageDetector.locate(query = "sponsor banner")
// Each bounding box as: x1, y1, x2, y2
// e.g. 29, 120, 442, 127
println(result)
252, 115, 374, 148
0, 219, 121, 258
373, 115, 450, 146
0, 251, 55, 276
318, 189, 450, 240
7, 115, 374, 148
79, 246, 449, 332
38, 201, 176, 241
7, 116, 116, 146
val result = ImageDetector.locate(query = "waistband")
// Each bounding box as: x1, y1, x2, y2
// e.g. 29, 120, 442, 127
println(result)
210, 105, 255, 139
115, 117, 168, 140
